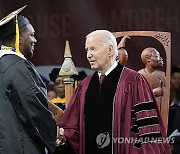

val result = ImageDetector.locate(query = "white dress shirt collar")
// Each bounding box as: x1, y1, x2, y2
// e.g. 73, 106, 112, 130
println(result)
98, 61, 118, 77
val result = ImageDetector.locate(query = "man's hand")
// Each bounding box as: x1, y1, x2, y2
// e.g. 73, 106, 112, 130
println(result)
56, 127, 66, 148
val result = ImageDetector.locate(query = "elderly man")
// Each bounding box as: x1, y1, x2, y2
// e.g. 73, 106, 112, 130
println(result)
56, 30, 171, 154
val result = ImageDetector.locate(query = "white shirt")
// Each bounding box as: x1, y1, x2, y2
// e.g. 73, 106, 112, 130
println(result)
98, 61, 118, 78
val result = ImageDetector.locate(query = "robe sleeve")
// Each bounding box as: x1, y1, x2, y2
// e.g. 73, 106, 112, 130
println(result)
57, 84, 82, 154
4, 60, 57, 153
132, 74, 171, 154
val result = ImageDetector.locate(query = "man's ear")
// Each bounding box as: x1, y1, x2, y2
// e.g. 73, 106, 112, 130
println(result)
108, 45, 113, 56
19, 35, 23, 44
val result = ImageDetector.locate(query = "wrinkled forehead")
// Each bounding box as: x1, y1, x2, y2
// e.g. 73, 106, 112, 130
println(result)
85, 34, 105, 47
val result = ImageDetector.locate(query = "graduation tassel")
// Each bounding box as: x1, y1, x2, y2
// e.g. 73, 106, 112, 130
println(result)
15, 15, 24, 57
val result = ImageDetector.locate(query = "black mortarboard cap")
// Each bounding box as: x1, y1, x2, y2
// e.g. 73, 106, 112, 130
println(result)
0, 5, 29, 42
71, 71, 87, 81
49, 68, 61, 83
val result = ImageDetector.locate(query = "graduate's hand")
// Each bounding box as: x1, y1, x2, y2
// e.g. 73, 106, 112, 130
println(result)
56, 127, 66, 148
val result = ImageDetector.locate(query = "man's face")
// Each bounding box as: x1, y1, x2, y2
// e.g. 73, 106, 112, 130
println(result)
85, 35, 112, 73
47, 90, 57, 101
20, 24, 37, 59
171, 72, 180, 90
54, 76, 65, 98
149, 49, 163, 68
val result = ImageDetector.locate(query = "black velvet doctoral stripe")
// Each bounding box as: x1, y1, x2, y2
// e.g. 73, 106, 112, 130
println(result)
84, 64, 123, 154
131, 125, 139, 134
133, 132, 162, 148
137, 117, 159, 128
134, 101, 156, 113
131, 110, 136, 119
133, 141, 142, 149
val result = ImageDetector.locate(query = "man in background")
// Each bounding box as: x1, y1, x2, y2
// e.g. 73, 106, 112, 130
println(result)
49, 68, 66, 110
168, 66, 180, 154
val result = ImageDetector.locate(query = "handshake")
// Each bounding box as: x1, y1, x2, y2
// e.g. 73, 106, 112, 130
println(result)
56, 127, 66, 149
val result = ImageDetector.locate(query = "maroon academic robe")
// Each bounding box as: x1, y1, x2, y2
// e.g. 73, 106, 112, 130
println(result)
57, 67, 171, 154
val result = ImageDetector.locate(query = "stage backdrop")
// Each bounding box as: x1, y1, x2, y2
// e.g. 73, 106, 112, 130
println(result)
0, 0, 179, 79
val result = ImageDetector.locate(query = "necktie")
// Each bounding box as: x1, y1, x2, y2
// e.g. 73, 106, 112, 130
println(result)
99, 74, 105, 85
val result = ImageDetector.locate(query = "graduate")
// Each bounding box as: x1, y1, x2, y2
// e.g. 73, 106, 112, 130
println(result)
0, 6, 56, 154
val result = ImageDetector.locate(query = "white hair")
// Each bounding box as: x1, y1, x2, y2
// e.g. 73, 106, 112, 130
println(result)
86, 30, 118, 57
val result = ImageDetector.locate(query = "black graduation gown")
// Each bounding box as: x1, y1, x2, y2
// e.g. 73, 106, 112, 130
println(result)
0, 54, 56, 154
